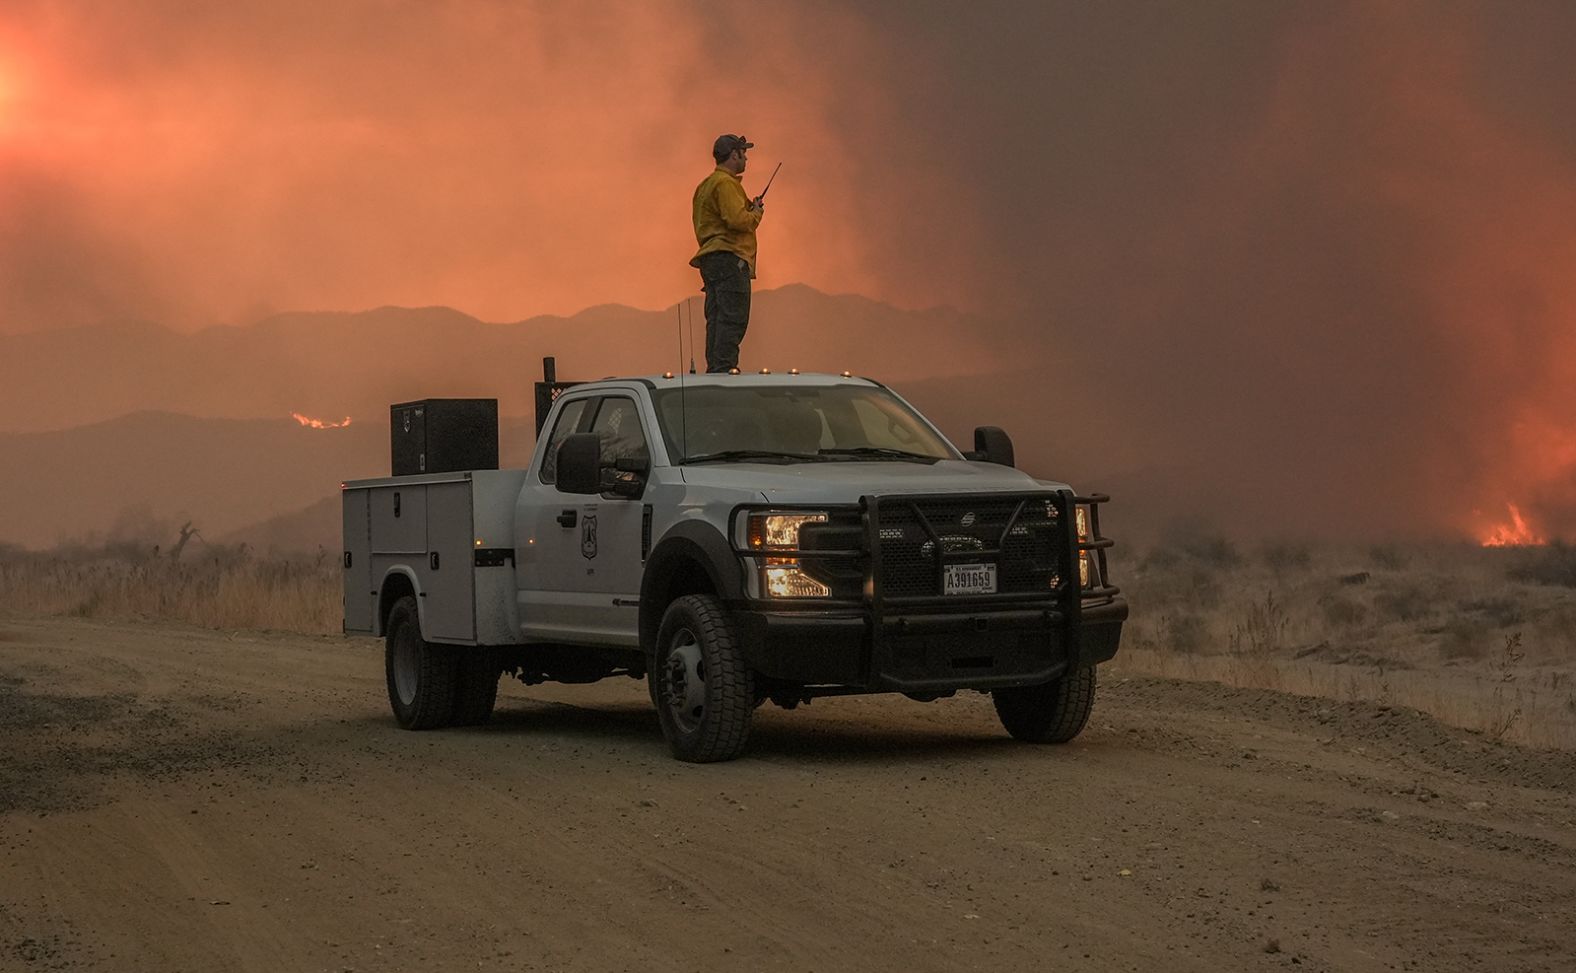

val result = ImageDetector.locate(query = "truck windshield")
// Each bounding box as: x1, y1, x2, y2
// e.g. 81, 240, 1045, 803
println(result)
651, 384, 960, 464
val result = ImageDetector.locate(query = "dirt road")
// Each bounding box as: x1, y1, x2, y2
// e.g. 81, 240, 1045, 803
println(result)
2, 615, 1573, 972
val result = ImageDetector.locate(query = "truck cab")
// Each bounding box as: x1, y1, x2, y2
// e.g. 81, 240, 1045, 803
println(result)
343, 365, 1126, 762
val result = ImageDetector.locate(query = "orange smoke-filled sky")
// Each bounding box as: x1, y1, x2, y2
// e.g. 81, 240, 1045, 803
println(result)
0, 0, 983, 328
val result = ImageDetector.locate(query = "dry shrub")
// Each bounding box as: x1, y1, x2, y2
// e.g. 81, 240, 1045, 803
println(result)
1144, 529, 1242, 571
1135, 555, 1224, 610
1368, 544, 1410, 571
1184, 568, 1226, 611
1486, 633, 1526, 741
1138, 543, 1179, 572
1, 546, 339, 634
1159, 612, 1210, 654
1505, 542, 1576, 588
1318, 593, 1367, 630
1117, 538, 1576, 747
1437, 617, 1489, 661
1261, 541, 1311, 573
1229, 590, 1289, 657
1184, 535, 1241, 569
1461, 596, 1524, 628
1374, 581, 1433, 622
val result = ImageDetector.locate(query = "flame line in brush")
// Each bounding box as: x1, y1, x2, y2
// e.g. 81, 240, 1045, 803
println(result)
291, 413, 352, 429
1479, 502, 1546, 547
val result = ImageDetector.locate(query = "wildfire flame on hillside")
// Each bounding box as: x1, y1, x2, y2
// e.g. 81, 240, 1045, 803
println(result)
1479, 503, 1546, 547
291, 412, 351, 429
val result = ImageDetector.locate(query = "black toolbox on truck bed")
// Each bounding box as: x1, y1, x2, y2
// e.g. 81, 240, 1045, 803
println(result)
390, 398, 498, 475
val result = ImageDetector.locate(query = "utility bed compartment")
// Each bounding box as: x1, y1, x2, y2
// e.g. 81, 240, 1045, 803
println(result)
342, 469, 526, 645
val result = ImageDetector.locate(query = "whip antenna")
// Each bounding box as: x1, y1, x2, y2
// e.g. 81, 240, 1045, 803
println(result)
678, 300, 689, 460
758, 162, 782, 201
686, 298, 697, 375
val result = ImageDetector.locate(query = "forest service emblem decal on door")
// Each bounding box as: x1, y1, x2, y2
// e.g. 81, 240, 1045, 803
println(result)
581, 512, 598, 559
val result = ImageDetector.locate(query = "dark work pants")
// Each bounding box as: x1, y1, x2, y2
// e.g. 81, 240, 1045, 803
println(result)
697, 251, 751, 373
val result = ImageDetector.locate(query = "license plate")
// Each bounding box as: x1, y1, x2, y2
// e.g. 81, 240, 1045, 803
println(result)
944, 563, 997, 595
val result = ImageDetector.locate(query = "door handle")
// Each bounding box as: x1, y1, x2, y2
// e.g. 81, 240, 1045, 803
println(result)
557, 509, 577, 528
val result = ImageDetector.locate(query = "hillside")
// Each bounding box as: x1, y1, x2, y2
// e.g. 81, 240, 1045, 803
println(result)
0, 412, 539, 549
0, 286, 1008, 434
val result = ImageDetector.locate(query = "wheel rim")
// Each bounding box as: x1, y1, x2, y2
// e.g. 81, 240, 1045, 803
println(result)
392, 626, 419, 706
664, 628, 707, 733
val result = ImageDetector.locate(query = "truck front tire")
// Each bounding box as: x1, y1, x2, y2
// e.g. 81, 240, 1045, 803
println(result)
385, 595, 457, 730
652, 594, 754, 763
992, 665, 1096, 743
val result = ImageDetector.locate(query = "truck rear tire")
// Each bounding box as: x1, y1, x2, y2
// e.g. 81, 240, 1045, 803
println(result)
652, 594, 754, 763
385, 595, 457, 730
993, 665, 1096, 743
450, 652, 500, 727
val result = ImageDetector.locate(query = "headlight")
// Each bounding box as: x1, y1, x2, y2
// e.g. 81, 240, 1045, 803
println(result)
744, 511, 830, 598
747, 512, 828, 550
763, 564, 831, 598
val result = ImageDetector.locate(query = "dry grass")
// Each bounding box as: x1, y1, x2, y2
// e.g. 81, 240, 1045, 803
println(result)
5, 535, 1575, 747
0, 544, 339, 635
1112, 535, 1576, 748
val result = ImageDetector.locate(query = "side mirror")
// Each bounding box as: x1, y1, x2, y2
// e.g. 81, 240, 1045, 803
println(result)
971, 426, 1015, 467
605, 454, 649, 499
555, 434, 601, 494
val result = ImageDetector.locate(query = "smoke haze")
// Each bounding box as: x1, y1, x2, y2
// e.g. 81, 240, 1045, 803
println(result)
2, 1, 1575, 542
0, 0, 956, 327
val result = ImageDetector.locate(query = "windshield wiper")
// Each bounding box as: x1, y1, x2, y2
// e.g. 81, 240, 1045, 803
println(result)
817, 447, 939, 462
682, 449, 823, 464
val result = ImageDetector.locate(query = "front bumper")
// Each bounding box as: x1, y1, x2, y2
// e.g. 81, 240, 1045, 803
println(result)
731, 595, 1128, 693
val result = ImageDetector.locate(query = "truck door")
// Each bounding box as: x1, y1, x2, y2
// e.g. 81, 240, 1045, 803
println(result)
515, 393, 648, 647
579, 394, 650, 643
516, 395, 595, 640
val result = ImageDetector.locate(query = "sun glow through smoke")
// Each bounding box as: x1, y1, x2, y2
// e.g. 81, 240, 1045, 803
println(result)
291, 413, 351, 429
0, 61, 16, 134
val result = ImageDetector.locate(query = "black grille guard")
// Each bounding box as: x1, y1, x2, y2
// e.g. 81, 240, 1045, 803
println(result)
1072, 492, 1121, 600
862, 491, 1071, 609
732, 490, 1120, 614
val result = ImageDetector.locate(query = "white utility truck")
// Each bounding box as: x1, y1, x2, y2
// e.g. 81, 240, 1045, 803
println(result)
342, 360, 1126, 762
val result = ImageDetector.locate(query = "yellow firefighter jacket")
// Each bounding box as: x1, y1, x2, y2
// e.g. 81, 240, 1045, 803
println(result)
690, 167, 762, 277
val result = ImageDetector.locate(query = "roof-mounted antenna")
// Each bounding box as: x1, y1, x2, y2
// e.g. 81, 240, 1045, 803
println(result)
686, 298, 697, 375
677, 301, 689, 460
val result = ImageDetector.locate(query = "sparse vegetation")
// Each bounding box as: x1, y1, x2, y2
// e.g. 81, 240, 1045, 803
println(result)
1373, 581, 1432, 622
1317, 593, 1367, 631
1261, 541, 1311, 573
1461, 596, 1524, 628
1154, 612, 1209, 655
1, 543, 338, 634
1437, 617, 1489, 661
1368, 544, 1409, 571
1119, 537, 1576, 747
5, 533, 1575, 747
1229, 591, 1290, 657
1505, 541, 1576, 588
1486, 632, 1526, 742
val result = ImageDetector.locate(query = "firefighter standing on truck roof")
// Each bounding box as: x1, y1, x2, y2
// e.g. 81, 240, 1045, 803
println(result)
690, 133, 763, 373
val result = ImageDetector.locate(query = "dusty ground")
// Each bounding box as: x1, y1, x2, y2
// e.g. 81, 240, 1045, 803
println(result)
1, 616, 1573, 973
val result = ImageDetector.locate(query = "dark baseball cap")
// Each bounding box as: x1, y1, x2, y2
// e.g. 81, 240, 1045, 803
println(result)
713, 133, 754, 156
